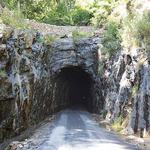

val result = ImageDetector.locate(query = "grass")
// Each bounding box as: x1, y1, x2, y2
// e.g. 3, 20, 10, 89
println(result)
121, 11, 150, 49
44, 34, 57, 45
98, 63, 105, 76
135, 12, 150, 47
0, 8, 29, 29
101, 22, 121, 57
0, 70, 7, 78
111, 115, 124, 133
132, 84, 139, 97
72, 29, 92, 41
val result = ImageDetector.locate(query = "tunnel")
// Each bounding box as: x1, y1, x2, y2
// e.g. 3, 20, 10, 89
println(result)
53, 66, 94, 111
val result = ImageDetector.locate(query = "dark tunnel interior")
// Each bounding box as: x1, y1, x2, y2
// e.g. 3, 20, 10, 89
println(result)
53, 67, 93, 111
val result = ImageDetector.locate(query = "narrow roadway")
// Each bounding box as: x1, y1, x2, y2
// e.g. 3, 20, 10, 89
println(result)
19, 109, 139, 150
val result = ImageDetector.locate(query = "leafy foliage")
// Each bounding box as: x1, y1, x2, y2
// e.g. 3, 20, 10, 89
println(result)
101, 22, 121, 57
0, 0, 52, 21
43, 2, 73, 25
72, 6, 92, 26
0, 0, 92, 26
121, 11, 150, 48
90, 0, 117, 27
0, 7, 29, 29
135, 12, 150, 46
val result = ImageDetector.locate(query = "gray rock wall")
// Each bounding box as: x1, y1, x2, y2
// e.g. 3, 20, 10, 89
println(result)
102, 47, 150, 137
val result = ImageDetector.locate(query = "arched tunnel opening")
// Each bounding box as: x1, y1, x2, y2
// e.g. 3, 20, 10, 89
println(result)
53, 67, 94, 111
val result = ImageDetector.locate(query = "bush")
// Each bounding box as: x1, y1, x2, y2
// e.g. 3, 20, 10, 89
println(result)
0, 8, 29, 29
90, 0, 115, 27
135, 12, 150, 46
43, 3, 92, 26
101, 22, 121, 57
43, 2, 73, 26
72, 6, 92, 26
121, 11, 150, 49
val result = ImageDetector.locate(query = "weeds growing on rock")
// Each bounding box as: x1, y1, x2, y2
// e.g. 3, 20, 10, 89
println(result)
72, 30, 92, 41
132, 84, 139, 97
111, 115, 124, 132
44, 34, 57, 45
0, 69, 7, 78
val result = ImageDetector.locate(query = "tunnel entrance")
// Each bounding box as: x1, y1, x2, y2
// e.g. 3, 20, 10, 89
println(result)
53, 67, 93, 111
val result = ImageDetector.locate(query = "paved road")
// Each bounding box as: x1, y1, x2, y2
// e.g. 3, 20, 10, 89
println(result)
19, 109, 139, 150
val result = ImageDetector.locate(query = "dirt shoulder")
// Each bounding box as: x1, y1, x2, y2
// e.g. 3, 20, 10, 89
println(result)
0, 115, 55, 150
92, 114, 150, 150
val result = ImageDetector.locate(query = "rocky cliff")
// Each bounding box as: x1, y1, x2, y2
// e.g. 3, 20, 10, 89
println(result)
102, 46, 150, 137
101, 0, 150, 138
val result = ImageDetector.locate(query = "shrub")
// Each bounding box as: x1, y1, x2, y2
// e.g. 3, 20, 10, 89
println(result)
43, 3, 92, 26
90, 0, 115, 27
135, 12, 150, 46
121, 11, 150, 49
43, 2, 73, 26
101, 22, 121, 57
0, 8, 29, 29
72, 6, 92, 26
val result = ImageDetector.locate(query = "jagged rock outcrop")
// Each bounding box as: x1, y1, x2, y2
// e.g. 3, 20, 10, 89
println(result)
103, 45, 150, 137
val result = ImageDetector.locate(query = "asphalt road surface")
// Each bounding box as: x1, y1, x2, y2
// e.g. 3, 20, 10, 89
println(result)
18, 109, 139, 150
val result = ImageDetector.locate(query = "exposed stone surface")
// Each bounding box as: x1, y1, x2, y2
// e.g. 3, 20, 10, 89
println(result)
102, 45, 150, 137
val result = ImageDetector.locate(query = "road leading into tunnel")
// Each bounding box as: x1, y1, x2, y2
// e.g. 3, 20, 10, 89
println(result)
19, 109, 139, 150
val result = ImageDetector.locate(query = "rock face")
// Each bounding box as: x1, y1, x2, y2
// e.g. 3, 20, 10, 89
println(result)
103, 47, 150, 137
0, 25, 103, 143
101, 0, 150, 137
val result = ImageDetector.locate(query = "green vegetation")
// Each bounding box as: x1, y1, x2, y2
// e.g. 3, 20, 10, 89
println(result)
0, 69, 7, 78
90, 0, 116, 27
0, 0, 149, 56
44, 34, 57, 45
132, 84, 139, 97
101, 22, 121, 57
98, 63, 105, 76
0, 7, 29, 29
111, 115, 124, 132
0, 0, 52, 21
0, 0, 120, 27
71, 6, 92, 26
121, 11, 150, 49
134, 12, 150, 46
43, 2, 74, 26
0, 0, 92, 26
72, 30, 92, 41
